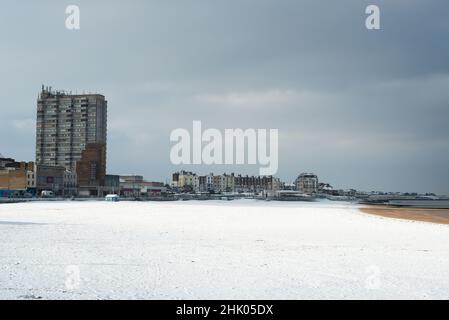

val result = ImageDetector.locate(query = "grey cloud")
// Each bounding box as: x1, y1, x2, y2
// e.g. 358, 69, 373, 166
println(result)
1, 0, 448, 193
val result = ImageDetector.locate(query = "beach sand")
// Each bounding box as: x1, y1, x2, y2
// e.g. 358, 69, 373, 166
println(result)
1, 200, 449, 299
360, 206, 449, 225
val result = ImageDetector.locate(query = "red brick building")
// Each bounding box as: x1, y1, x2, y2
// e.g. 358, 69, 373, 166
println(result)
76, 143, 106, 195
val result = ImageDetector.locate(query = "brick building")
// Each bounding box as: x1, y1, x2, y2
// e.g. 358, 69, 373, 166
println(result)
0, 158, 36, 197
76, 143, 106, 196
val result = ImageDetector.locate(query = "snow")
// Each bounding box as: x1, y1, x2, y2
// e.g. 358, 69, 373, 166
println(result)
0, 199, 448, 299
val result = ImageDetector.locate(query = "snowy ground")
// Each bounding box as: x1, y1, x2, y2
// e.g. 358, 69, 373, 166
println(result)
0, 199, 448, 300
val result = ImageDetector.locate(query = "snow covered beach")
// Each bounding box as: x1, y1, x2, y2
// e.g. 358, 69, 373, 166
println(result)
0, 200, 448, 300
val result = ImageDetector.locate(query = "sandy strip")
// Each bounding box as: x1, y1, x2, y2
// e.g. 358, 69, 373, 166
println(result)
360, 206, 449, 225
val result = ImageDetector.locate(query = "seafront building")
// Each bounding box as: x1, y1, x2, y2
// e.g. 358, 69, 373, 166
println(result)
36, 86, 107, 171
35, 86, 108, 196
0, 157, 35, 197
119, 175, 166, 198
234, 174, 280, 194
198, 174, 214, 193
171, 171, 281, 194
0, 155, 80, 197
105, 175, 120, 194
35, 165, 65, 196
213, 174, 235, 193
295, 173, 319, 195
171, 171, 195, 190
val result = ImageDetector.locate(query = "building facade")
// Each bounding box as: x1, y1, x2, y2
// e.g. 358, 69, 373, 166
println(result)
141, 181, 167, 196
173, 171, 280, 194
198, 174, 214, 193
36, 86, 107, 174
119, 175, 166, 198
36, 165, 66, 196
0, 169, 27, 196
76, 143, 106, 193
63, 170, 77, 196
234, 174, 280, 194
213, 173, 235, 193
0, 158, 35, 197
172, 170, 195, 191
26, 163, 37, 195
295, 173, 318, 195
105, 174, 120, 194
120, 175, 144, 197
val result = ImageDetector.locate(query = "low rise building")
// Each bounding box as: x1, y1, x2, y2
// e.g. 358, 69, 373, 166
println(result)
141, 181, 167, 196
120, 175, 166, 198
120, 175, 144, 197
105, 174, 120, 194
213, 175, 224, 193
295, 173, 318, 195
0, 158, 35, 197
36, 165, 65, 196
235, 174, 280, 194
0, 157, 16, 168
0, 169, 27, 197
198, 173, 214, 193
171, 171, 280, 194
215, 173, 235, 193
172, 170, 195, 192
63, 170, 77, 196
26, 164, 37, 195
193, 174, 200, 193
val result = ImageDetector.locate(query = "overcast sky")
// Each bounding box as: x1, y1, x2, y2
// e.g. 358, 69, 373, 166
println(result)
1, 0, 448, 194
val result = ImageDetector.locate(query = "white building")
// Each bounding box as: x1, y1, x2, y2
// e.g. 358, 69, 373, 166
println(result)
198, 173, 214, 193
172, 170, 195, 190
63, 170, 78, 196
26, 167, 36, 190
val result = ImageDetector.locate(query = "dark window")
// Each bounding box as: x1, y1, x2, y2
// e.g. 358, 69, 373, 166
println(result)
90, 162, 97, 181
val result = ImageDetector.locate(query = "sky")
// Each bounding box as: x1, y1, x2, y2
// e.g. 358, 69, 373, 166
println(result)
0, 0, 448, 194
